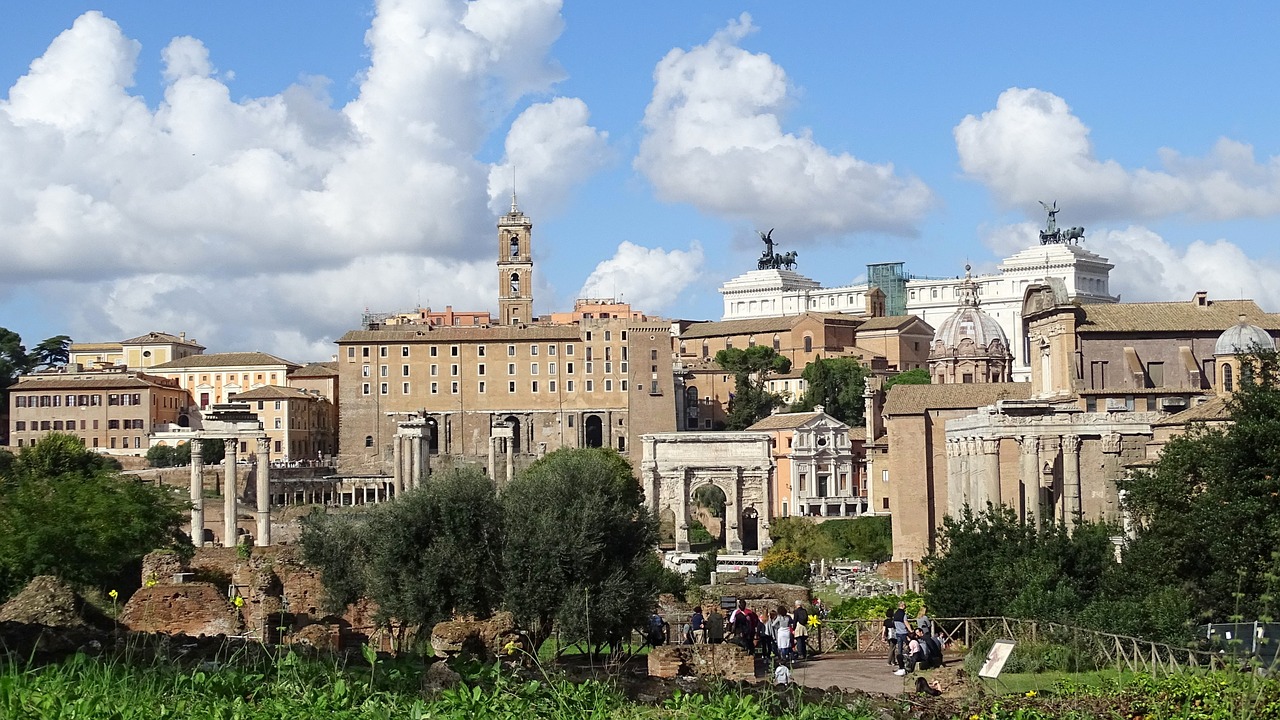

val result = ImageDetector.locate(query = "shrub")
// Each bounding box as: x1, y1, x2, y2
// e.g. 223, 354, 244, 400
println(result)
759, 548, 809, 585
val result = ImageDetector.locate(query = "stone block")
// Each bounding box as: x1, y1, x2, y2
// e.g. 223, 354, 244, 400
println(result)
119, 583, 243, 637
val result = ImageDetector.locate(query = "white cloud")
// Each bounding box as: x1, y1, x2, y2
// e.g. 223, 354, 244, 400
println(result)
955, 87, 1280, 222
635, 13, 932, 239
487, 97, 610, 216
578, 241, 704, 313
0, 2, 608, 358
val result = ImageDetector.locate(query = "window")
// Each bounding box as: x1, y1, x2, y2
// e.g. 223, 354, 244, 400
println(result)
530, 363, 538, 375
451, 381, 459, 394
274, 418, 282, 429
14, 421, 23, 431
403, 382, 410, 394
275, 441, 282, 453
1223, 364, 1234, 392
620, 362, 628, 372
586, 380, 594, 392
430, 364, 438, 376
549, 381, 556, 392
566, 362, 574, 374
380, 365, 388, 377
274, 400, 282, 410
108, 420, 120, 430
549, 362, 557, 375
531, 345, 539, 356
604, 379, 612, 391
604, 331, 611, 341
478, 381, 486, 393
604, 362, 612, 374
53, 421, 63, 430
380, 346, 388, 357
451, 364, 459, 376
650, 349, 658, 361
347, 347, 356, 359
621, 380, 628, 391
586, 347, 593, 360
451, 345, 459, 357
362, 383, 370, 395
804, 336, 813, 353
365, 435, 374, 447
508, 345, 516, 356
380, 383, 388, 395
799, 473, 806, 491
565, 344, 575, 356
430, 346, 438, 357
431, 382, 438, 394
478, 364, 486, 375
508, 363, 516, 375
362, 365, 370, 377
567, 380, 575, 392
605, 347, 612, 361
362, 347, 370, 358
549, 345, 557, 356
1147, 362, 1164, 388
402, 346, 410, 357
509, 381, 516, 393
402, 364, 410, 376
883, 497, 890, 510
585, 332, 592, 341
532, 381, 539, 392
586, 362, 593, 374
1086, 396, 1097, 412
477, 345, 486, 357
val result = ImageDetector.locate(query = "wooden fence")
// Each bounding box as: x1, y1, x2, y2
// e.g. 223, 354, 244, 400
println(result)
814, 616, 1229, 676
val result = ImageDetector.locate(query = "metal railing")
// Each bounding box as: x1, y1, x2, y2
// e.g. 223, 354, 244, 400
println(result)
813, 616, 1230, 675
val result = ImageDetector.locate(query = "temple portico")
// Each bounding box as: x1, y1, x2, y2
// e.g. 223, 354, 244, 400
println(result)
187, 403, 272, 548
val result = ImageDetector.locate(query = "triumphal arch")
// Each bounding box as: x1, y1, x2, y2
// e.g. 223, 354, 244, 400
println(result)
640, 433, 773, 553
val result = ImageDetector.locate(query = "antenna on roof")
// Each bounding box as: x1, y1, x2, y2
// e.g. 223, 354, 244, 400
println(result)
510, 164, 519, 213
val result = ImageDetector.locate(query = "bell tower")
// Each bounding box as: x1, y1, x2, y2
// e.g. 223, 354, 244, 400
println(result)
497, 191, 533, 325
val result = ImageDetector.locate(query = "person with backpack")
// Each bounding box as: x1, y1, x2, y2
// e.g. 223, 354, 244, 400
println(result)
647, 611, 669, 647
689, 606, 705, 644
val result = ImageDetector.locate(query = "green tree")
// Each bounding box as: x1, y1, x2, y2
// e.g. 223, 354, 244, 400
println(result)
790, 357, 869, 425
146, 445, 178, 468
758, 547, 810, 585
0, 433, 189, 598
769, 516, 893, 563
31, 335, 72, 370
692, 484, 725, 518
884, 367, 931, 389
923, 504, 1115, 623
501, 448, 659, 652
1115, 349, 1280, 629
714, 346, 792, 430
301, 467, 503, 636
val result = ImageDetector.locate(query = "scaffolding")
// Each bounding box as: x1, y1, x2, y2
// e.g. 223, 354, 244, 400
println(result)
867, 262, 908, 316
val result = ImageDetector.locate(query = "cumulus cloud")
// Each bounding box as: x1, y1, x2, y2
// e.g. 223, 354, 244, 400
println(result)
578, 241, 704, 313
635, 14, 932, 240
956, 87, 1280, 222
487, 97, 610, 216
0, 2, 606, 359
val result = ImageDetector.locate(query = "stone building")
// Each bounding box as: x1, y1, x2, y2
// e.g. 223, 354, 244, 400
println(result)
68, 331, 205, 370
674, 312, 931, 431
335, 200, 677, 481
231, 385, 337, 460
717, 209, 1117, 380
746, 408, 867, 519
928, 266, 1014, 384
7, 368, 188, 453
148, 351, 301, 417
878, 284, 1280, 561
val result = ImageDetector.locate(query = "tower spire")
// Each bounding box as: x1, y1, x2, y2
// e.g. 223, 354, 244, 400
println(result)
509, 165, 519, 214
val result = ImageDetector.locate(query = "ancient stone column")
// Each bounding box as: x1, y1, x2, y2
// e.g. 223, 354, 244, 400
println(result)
505, 436, 514, 485
392, 434, 404, 495
223, 438, 238, 548
725, 472, 743, 553
945, 439, 962, 516
1062, 434, 1081, 523
487, 435, 496, 481
675, 470, 690, 552
190, 439, 204, 547
1018, 435, 1040, 529
255, 437, 271, 547
982, 438, 1002, 508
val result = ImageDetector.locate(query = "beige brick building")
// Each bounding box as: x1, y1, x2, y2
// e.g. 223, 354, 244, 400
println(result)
68, 331, 205, 370
8, 368, 187, 454
232, 385, 337, 460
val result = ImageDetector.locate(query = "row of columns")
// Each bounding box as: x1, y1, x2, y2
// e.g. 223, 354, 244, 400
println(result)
189, 436, 272, 549
948, 433, 1088, 530
392, 423, 430, 495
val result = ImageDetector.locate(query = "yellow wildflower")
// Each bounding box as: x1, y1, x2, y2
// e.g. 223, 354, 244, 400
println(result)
108, 589, 118, 601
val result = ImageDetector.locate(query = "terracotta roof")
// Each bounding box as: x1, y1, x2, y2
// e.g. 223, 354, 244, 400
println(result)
149, 352, 299, 370
679, 313, 859, 339
848, 427, 867, 441
231, 385, 317, 401
290, 362, 339, 377
9, 372, 180, 391
855, 315, 929, 332
120, 331, 205, 348
337, 326, 581, 343
69, 342, 122, 352
747, 411, 827, 430
883, 382, 1033, 415
1155, 395, 1232, 426
1079, 300, 1278, 334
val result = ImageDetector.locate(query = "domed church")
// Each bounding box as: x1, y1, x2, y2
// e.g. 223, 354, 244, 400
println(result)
927, 266, 1013, 383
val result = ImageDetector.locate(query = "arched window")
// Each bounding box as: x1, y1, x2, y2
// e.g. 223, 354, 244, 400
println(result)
509, 235, 519, 257
509, 272, 520, 294
1223, 364, 1234, 392
773, 334, 780, 351
364, 435, 374, 448
701, 341, 709, 359
803, 335, 813, 353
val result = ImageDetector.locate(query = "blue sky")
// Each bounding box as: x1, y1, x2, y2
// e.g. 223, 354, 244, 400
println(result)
1, 1, 1279, 360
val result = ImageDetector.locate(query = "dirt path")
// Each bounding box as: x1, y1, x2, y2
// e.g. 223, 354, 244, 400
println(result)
788, 655, 908, 696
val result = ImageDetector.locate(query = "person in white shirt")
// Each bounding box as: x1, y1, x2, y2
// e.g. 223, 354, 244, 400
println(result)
775, 614, 794, 664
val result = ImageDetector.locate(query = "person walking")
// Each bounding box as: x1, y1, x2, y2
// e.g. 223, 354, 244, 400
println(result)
882, 608, 897, 667
791, 600, 810, 659
775, 609, 794, 665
